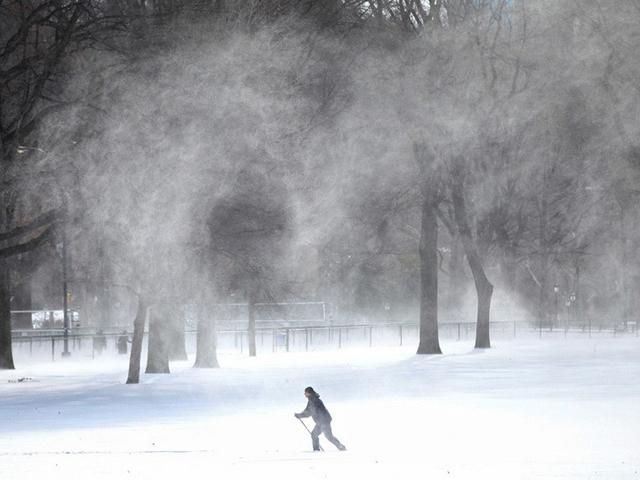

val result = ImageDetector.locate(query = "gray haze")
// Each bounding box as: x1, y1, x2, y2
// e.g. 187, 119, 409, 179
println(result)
3, 0, 640, 354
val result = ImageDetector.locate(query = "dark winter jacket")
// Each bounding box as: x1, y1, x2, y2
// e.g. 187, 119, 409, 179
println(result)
298, 393, 332, 425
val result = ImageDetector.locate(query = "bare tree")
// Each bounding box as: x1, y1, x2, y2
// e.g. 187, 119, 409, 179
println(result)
0, 0, 127, 368
193, 290, 219, 368
208, 165, 293, 357
0, 210, 57, 368
126, 292, 147, 384
450, 158, 493, 348
414, 143, 443, 354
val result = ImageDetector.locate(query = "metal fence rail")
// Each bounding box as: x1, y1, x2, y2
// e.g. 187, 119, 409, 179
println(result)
10, 319, 638, 363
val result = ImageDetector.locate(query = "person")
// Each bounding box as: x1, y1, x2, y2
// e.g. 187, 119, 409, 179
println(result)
294, 386, 346, 451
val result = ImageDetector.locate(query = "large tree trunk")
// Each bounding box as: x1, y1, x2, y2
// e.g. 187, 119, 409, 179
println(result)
0, 192, 15, 369
145, 306, 170, 374
194, 302, 219, 368
619, 204, 631, 327
473, 278, 493, 348
451, 169, 493, 349
417, 194, 442, 355
247, 289, 257, 357
168, 306, 187, 361
537, 169, 550, 332
0, 263, 15, 369
126, 295, 146, 384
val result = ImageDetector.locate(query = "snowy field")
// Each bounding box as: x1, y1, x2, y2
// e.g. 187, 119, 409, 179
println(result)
1, 335, 639, 480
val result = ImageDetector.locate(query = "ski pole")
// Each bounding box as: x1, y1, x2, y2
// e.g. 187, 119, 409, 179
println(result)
297, 417, 324, 451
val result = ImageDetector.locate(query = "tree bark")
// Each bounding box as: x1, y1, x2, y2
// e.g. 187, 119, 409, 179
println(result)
145, 306, 170, 374
194, 302, 219, 368
417, 194, 442, 354
247, 289, 257, 357
126, 295, 146, 384
619, 203, 631, 327
0, 262, 14, 369
451, 169, 493, 349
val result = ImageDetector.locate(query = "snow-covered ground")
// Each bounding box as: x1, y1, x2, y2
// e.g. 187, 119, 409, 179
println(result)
2, 335, 639, 480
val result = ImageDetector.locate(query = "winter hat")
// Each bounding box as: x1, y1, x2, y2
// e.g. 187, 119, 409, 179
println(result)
304, 386, 316, 395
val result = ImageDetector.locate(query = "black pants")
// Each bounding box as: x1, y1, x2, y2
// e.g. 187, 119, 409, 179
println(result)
311, 422, 344, 450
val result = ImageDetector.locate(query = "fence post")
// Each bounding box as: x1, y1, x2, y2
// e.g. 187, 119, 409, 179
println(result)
286, 328, 290, 352
457, 323, 461, 341
399, 325, 403, 346
30, 338, 33, 356
369, 326, 373, 347
240, 332, 244, 353
51, 337, 55, 361
513, 320, 517, 338
272, 329, 276, 352
338, 328, 342, 349
305, 328, 309, 352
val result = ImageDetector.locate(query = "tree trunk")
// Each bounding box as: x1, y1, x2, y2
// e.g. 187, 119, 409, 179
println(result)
126, 295, 146, 384
473, 280, 493, 348
538, 258, 548, 332
168, 306, 188, 361
0, 193, 15, 369
247, 289, 257, 357
537, 169, 549, 331
145, 306, 170, 374
619, 205, 631, 327
451, 170, 493, 349
417, 194, 442, 354
0, 262, 15, 369
194, 302, 219, 368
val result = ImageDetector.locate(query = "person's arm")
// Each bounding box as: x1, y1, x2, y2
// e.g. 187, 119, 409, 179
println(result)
295, 400, 311, 418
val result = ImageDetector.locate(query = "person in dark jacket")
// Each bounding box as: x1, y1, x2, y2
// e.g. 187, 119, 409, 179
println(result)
294, 386, 346, 451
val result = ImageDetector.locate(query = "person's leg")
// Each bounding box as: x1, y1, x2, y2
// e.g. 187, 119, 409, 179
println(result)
311, 424, 322, 451
321, 423, 346, 450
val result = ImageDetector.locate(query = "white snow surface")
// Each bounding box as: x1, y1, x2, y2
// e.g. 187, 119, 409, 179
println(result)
1, 336, 639, 480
